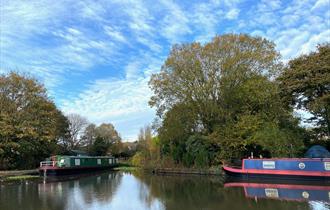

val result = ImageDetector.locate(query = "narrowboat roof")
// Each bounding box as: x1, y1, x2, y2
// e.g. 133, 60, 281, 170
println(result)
51, 155, 115, 158
243, 158, 330, 161
304, 145, 330, 158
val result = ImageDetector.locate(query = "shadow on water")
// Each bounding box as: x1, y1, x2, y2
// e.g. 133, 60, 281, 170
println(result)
0, 171, 329, 210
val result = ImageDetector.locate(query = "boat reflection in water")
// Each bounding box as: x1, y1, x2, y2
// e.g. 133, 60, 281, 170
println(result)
225, 182, 330, 202
225, 179, 330, 209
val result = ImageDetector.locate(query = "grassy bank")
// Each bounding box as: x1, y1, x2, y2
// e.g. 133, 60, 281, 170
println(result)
3, 175, 40, 181
0, 169, 40, 183
113, 166, 140, 172
151, 167, 224, 176
0, 175, 41, 183
0, 169, 38, 177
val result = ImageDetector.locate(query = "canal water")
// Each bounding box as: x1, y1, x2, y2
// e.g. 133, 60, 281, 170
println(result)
0, 171, 329, 210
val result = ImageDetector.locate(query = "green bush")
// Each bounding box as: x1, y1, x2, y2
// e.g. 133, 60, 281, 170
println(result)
131, 152, 144, 167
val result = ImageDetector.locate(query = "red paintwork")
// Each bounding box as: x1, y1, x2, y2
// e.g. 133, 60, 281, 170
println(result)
39, 165, 111, 171
223, 166, 330, 177
224, 182, 330, 190
243, 158, 330, 161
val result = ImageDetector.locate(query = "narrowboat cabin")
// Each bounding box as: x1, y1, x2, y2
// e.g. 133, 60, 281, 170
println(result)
39, 155, 118, 176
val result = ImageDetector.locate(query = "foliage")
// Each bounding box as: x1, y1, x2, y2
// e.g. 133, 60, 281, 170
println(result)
148, 34, 306, 166
0, 72, 69, 169
184, 135, 212, 168
95, 123, 121, 144
278, 43, 330, 139
149, 34, 282, 133
82, 123, 97, 152
81, 123, 122, 156
90, 136, 109, 156
135, 126, 162, 166
65, 113, 88, 150
131, 152, 145, 167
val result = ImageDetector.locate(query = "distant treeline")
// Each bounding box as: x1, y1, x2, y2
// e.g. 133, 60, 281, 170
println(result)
133, 34, 329, 168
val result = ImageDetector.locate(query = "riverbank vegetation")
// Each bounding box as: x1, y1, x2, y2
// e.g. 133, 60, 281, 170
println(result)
1, 34, 329, 170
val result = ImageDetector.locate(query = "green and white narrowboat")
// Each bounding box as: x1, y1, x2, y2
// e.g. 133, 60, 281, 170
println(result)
39, 155, 118, 176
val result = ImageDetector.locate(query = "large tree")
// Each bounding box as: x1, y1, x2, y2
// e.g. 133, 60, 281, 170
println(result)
80, 123, 122, 155
95, 123, 121, 144
0, 72, 69, 169
279, 43, 330, 139
66, 113, 88, 150
82, 123, 97, 152
149, 34, 305, 163
149, 34, 283, 133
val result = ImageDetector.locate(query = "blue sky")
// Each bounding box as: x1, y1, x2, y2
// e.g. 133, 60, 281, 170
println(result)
0, 0, 329, 140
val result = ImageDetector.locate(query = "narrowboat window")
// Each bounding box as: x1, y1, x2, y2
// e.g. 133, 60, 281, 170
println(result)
262, 161, 275, 169
60, 159, 65, 163
75, 159, 80, 166
325, 162, 330, 170
265, 188, 278, 198
109, 159, 112, 164
97, 159, 101, 165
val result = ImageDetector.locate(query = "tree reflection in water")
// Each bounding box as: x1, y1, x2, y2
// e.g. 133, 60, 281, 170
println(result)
0, 172, 122, 210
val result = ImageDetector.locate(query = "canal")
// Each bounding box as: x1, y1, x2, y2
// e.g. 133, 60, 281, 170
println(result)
0, 171, 329, 210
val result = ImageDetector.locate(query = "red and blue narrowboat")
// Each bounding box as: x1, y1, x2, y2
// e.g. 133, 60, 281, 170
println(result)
39, 155, 118, 176
223, 146, 330, 180
223, 158, 330, 180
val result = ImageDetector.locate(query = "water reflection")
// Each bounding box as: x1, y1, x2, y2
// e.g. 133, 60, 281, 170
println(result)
1, 172, 121, 210
1, 172, 329, 210
224, 180, 330, 210
136, 174, 314, 210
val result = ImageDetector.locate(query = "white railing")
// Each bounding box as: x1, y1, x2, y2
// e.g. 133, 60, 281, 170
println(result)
40, 161, 58, 167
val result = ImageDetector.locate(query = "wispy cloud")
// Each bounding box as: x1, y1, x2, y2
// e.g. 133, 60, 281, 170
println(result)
226, 8, 240, 20
104, 26, 127, 43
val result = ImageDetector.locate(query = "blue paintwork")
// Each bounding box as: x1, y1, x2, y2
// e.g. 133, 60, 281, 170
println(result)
246, 187, 330, 202
243, 159, 330, 172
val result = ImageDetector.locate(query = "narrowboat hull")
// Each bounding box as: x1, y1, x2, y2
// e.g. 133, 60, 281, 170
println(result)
223, 158, 330, 181
223, 166, 330, 181
39, 165, 118, 176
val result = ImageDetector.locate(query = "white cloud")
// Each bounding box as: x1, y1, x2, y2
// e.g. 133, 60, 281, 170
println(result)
239, 0, 329, 61
300, 30, 330, 54
159, 0, 192, 43
225, 8, 240, 20
312, 0, 330, 10
61, 76, 154, 141
60, 53, 163, 140
78, 0, 107, 22
120, 0, 154, 35
104, 26, 127, 43
0, 0, 120, 89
